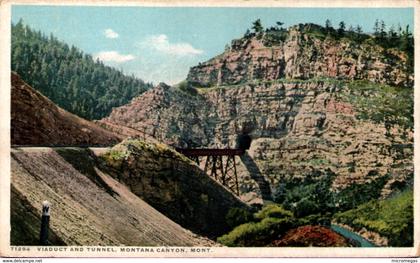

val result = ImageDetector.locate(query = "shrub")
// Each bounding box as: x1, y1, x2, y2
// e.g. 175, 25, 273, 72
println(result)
333, 189, 413, 246
225, 208, 254, 229
294, 198, 322, 218
217, 217, 296, 247
254, 204, 293, 220
299, 213, 331, 226
101, 149, 128, 169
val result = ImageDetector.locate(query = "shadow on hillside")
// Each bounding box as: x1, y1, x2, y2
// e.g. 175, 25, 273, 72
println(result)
11, 185, 67, 246
240, 152, 272, 201
55, 148, 119, 197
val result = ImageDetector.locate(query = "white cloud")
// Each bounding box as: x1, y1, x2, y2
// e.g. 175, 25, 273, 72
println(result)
104, 28, 119, 39
141, 34, 203, 56
94, 51, 135, 63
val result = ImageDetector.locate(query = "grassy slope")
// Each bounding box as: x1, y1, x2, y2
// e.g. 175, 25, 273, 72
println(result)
333, 190, 413, 246
341, 80, 413, 131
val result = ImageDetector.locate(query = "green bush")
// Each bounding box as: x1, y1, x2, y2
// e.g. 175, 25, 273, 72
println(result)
254, 204, 293, 220
333, 189, 413, 246
225, 208, 254, 229
332, 175, 390, 211
294, 198, 321, 218
217, 217, 296, 247
276, 172, 335, 217
299, 213, 331, 226
275, 170, 394, 218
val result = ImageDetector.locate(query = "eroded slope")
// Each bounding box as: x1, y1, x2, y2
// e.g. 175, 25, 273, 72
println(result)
11, 147, 215, 246
11, 72, 122, 146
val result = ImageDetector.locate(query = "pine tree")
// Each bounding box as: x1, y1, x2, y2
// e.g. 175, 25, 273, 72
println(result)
388, 25, 397, 41
355, 25, 362, 35
373, 19, 380, 37
11, 22, 152, 120
397, 23, 402, 37
244, 29, 252, 38
252, 19, 264, 34
400, 25, 413, 53
325, 19, 334, 36
379, 20, 387, 40
338, 21, 346, 37
275, 21, 284, 30
325, 19, 332, 31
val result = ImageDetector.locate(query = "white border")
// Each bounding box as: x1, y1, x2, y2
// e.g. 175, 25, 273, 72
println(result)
0, 0, 418, 258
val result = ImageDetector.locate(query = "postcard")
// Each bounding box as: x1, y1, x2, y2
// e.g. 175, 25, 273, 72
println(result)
0, 0, 418, 258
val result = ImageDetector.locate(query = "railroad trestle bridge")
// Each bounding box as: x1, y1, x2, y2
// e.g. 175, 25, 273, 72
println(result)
176, 148, 244, 195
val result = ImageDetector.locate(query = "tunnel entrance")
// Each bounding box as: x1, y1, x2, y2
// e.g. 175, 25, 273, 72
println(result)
237, 134, 252, 151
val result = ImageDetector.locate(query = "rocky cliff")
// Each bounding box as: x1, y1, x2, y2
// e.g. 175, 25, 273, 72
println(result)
101, 24, 413, 206
188, 24, 413, 88
11, 72, 122, 146
102, 81, 413, 203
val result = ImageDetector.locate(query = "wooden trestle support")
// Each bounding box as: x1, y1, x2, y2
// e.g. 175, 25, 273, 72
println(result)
176, 148, 243, 196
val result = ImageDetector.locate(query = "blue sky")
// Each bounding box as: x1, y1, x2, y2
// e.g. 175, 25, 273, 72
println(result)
12, 6, 414, 85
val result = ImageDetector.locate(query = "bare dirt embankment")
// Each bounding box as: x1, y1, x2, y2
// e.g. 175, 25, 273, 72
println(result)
11, 147, 215, 246
11, 72, 122, 146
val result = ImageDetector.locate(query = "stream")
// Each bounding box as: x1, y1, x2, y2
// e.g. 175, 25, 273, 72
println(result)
331, 224, 376, 247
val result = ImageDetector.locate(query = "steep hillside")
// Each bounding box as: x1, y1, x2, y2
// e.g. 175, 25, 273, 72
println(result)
101, 83, 209, 147
11, 70, 249, 243
11, 72, 122, 146
101, 139, 249, 238
102, 23, 413, 211
11, 21, 152, 120
333, 189, 413, 247
11, 146, 215, 246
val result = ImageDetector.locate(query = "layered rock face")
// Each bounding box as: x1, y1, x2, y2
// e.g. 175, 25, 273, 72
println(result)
11, 72, 122, 146
103, 80, 413, 202
102, 25, 413, 204
188, 24, 413, 88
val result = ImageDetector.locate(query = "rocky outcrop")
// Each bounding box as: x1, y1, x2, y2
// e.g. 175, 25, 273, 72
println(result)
100, 139, 249, 238
102, 79, 413, 203
101, 83, 210, 148
11, 147, 215, 246
188, 24, 413, 88
102, 24, 413, 205
11, 72, 122, 146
